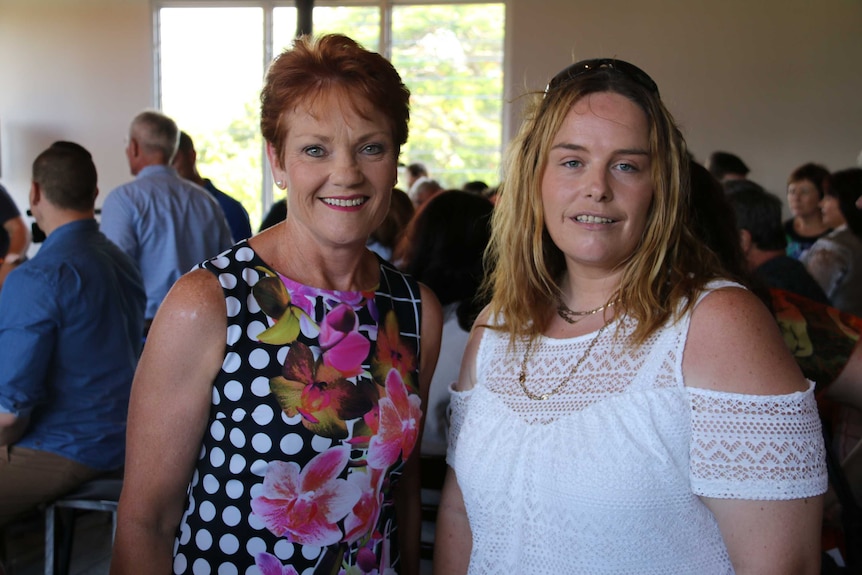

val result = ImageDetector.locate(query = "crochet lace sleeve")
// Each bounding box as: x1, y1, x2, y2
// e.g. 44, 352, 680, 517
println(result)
688, 381, 827, 500
446, 385, 473, 467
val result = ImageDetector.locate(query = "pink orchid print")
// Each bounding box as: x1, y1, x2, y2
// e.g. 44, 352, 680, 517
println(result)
250, 445, 360, 547
254, 552, 300, 575
270, 342, 377, 439
320, 303, 371, 377
252, 271, 314, 345
371, 311, 417, 391
343, 468, 385, 544
278, 272, 373, 316
367, 368, 422, 470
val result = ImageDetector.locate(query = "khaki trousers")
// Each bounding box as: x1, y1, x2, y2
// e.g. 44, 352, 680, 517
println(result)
0, 446, 102, 528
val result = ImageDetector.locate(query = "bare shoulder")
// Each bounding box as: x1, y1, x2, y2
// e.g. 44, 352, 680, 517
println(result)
683, 285, 808, 396
454, 305, 493, 392
142, 268, 226, 372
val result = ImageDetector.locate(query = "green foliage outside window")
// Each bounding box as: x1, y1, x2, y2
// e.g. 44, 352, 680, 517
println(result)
161, 3, 504, 230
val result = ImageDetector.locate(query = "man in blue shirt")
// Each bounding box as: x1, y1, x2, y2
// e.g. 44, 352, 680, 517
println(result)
172, 131, 253, 242
0, 143, 146, 527
101, 110, 233, 325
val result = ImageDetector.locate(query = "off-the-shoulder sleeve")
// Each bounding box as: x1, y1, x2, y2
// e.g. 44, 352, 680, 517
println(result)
446, 385, 473, 467
688, 381, 827, 500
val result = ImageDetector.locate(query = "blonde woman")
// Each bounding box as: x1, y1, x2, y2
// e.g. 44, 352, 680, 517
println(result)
435, 59, 826, 574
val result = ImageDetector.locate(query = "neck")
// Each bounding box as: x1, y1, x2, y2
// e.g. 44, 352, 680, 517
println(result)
252, 222, 377, 292
558, 268, 622, 312
41, 209, 94, 236
795, 213, 826, 230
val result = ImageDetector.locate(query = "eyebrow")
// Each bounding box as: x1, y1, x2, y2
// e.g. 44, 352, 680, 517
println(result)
550, 143, 650, 156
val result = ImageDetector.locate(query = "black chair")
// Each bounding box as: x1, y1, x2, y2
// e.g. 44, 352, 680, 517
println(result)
44, 477, 122, 575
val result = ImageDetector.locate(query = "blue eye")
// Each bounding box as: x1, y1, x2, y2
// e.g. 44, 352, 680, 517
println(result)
362, 143, 384, 155
304, 146, 325, 157
617, 162, 638, 172
563, 159, 583, 168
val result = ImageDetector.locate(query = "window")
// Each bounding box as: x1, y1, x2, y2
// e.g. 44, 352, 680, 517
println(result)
156, 1, 504, 228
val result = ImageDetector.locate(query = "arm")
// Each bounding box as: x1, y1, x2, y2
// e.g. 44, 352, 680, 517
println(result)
684, 287, 823, 574
0, 411, 29, 446
0, 265, 57, 445
824, 339, 862, 413
433, 307, 488, 575
396, 284, 442, 575
433, 467, 472, 575
110, 269, 226, 574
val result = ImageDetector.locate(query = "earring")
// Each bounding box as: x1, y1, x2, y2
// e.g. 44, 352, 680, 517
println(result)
276, 180, 284, 188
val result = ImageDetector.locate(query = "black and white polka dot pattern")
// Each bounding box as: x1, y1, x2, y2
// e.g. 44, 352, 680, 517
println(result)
173, 243, 422, 575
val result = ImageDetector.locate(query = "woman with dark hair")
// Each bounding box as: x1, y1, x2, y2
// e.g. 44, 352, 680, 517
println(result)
367, 187, 414, 262
435, 58, 826, 574
112, 34, 442, 575
802, 168, 862, 317
396, 190, 493, 455
786, 162, 832, 259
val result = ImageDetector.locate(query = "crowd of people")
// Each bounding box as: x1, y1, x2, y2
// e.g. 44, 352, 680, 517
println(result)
0, 32, 861, 575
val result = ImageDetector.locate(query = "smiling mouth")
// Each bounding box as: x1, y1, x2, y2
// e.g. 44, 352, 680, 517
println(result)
322, 197, 366, 207
575, 215, 615, 224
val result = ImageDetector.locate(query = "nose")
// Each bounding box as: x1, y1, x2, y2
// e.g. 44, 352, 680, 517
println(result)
330, 153, 364, 188
583, 165, 612, 202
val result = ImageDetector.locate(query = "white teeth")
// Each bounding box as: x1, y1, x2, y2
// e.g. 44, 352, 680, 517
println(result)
323, 197, 365, 207
575, 215, 613, 224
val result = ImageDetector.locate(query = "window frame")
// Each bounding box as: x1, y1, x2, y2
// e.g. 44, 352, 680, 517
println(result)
152, 0, 508, 214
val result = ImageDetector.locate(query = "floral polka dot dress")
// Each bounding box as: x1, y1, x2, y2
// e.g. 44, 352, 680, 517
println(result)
172, 242, 423, 575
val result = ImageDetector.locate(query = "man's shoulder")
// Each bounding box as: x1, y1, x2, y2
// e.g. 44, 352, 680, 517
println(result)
205, 181, 247, 211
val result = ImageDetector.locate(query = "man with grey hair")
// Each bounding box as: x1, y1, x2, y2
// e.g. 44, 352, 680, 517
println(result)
101, 110, 232, 331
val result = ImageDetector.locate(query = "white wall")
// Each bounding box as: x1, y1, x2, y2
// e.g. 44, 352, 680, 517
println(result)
0, 0, 152, 217
2, 0, 861, 237
507, 0, 862, 198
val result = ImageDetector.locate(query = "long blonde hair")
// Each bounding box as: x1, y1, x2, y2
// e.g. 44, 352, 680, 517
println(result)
484, 65, 724, 346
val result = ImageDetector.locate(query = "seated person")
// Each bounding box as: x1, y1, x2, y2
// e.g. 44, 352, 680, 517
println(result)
785, 163, 832, 259
0, 143, 145, 528
801, 168, 862, 317
725, 178, 829, 304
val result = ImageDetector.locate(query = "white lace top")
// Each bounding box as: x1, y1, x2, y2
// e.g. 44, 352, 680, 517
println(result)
447, 284, 827, 574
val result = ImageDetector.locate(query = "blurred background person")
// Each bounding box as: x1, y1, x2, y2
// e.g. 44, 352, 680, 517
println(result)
801, 168, 862, 317
785, 162, 832, 260
101, 110, 233, 330
0, 182, 30, 289
395, 190, 493, 456
367, 187, 413, 262
725, 178, 829, 304
707, 150, 750, 182
173, 130, 253, 242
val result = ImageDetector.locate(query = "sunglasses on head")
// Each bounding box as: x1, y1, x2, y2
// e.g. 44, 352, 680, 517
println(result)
544, 58, 660, 97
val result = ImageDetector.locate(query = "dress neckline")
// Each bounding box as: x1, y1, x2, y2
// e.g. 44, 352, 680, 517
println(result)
238, 239, 381, 297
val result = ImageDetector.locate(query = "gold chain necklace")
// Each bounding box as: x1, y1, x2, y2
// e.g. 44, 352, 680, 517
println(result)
556, 299, 615, 324
517, 321, 609, 401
